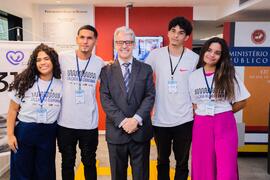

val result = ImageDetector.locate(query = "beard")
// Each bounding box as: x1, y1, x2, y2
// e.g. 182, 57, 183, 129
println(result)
80, 47, 91, 53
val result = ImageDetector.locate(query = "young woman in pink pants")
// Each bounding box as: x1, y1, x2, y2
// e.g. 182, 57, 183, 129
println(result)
188, 37, 250, 180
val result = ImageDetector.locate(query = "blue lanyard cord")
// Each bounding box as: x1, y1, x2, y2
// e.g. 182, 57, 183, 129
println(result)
202, 67, 215, 99
76, 55, 91, 84
37, 78, 53, 106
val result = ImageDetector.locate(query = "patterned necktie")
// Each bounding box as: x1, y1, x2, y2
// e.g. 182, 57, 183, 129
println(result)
123, 63, 131, 93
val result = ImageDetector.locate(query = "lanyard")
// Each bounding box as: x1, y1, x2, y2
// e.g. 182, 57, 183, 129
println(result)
76, 55, 91, 88
203, 67, 215, 99
168, 47, 185, 79
37, 78, 53, 107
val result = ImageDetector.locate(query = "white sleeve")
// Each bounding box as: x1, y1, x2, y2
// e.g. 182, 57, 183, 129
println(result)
188, 74, 197, 104
145, 51, 156, 71
233, 74, 251, 103
58, 53, 65, 67
98, 59, 106, 81
191, 53, 199, 72
102, 61, 109, 67
99, 57, 106, 67
8, 90, 21, 105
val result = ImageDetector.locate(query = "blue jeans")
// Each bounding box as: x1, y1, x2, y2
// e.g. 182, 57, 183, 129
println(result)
10, 121, 57, 180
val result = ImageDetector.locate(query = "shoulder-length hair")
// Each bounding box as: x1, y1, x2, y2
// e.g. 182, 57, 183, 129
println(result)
196, 37, 237, 101
9, 43, 61, 99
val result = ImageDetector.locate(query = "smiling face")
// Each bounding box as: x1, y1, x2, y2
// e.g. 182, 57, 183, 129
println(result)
168, 25, 189, 48
76, 29, 97, 54
114, 31, 135, 61
36, 51, 53, 79
203, 42, 222, 68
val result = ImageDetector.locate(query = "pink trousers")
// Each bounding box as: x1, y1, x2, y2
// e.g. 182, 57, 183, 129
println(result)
191, 111, 239, 180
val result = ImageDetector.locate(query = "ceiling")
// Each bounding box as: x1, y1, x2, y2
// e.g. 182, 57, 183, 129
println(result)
2, 0, 269, 41
223, 0, 270, 21
22, 0, 270, 21
27, 0, 223, 6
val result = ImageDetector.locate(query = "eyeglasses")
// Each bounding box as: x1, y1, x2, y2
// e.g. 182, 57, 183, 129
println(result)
115, 40, 134, 46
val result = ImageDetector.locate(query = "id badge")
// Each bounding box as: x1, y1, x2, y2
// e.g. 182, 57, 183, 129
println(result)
168, 79, 178, 94
75, 89, 85, 104
205, 100, 215, 116
36, 107, 47, 123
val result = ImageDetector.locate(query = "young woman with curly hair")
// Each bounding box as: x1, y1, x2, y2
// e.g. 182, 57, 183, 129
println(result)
7, 43, 62, 180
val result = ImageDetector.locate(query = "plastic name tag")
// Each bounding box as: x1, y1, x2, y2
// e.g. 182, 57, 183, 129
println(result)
205, 100, 215, 116
36, 107, 47, 123
168, 79, 178, 94
75, 89, 85, 104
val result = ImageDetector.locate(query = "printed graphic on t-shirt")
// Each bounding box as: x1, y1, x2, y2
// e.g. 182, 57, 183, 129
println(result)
30, 90, 61, 106
194, 87, 225, 101
64, 69, 97, 87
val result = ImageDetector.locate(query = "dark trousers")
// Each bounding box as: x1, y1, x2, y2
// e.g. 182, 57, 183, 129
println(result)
154, 121, 193, 180
10, 121, 57, 180
107, 140, 150, 180
57, 125, 98, 180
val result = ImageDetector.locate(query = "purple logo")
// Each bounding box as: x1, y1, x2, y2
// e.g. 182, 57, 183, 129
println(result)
6, 51, 25, 65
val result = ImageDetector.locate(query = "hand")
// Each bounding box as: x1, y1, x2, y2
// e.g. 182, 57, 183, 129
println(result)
192, 103, 197, 110
7, 134, 18, 153
122, 118, 139, 134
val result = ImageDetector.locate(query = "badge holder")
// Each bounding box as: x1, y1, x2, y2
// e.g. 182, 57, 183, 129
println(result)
205, 100, 215, 116
75, 84, 85, 104
36, 105, 47, 123
168, 77, 178, 94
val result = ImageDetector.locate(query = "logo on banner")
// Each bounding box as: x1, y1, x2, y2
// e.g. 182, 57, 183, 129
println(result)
251, 29, 266, 44
6, 50, 25, 65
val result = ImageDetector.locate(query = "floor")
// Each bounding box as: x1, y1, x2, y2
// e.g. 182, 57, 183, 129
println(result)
1, 134, 270, 180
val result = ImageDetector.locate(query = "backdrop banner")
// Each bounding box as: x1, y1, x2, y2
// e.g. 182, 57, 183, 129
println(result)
0, 41, 53, 157
231, 22, 270, 148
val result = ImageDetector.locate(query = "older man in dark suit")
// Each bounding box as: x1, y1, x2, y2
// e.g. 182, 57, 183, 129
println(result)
99, 26, 155, 180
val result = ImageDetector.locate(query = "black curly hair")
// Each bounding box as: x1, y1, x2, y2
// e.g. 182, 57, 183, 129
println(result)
168, 16, 193, 36
9, 43, 61, 99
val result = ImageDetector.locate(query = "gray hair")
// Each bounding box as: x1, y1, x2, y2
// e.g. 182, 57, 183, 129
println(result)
114, 26, 136, 43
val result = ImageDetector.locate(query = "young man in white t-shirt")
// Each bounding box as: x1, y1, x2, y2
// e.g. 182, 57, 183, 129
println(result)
145, 17, 199, 180
57, 25, 104, 180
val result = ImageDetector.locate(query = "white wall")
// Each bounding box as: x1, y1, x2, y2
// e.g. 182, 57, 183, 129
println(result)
193, 5, 218, 20
32, 4, 94, 51
193, 21, 223, 41
0, 0, 33, 18
22, 18, 33, 41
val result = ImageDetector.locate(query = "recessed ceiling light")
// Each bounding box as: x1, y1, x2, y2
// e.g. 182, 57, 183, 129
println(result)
56, 0, 61, 3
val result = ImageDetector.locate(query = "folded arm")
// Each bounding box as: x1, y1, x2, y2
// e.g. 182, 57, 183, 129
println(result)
232, 99, 247, 113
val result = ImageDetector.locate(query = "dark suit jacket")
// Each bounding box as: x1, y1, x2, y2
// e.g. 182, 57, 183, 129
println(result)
100, 58, 155, 144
